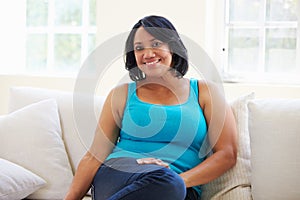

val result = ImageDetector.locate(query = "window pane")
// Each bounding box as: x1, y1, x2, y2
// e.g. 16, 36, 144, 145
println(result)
266, 28, 297, 73
229, 0, 261, 21
88, 34, 96, 53
266, 0, 298, 21
54, 34, 81, 71
89, 0, 96, 26
26, 34, 47, 72
26, 0, 48, 26
228, 29, 260, 72
55, 0, 82, 26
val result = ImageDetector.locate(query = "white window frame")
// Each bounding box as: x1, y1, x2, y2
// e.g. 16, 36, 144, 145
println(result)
222, 0, 300, 84
0, 0, 97, 77
26, 0, 97, 76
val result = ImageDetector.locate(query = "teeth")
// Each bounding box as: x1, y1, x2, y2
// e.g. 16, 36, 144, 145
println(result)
145, 60, 159, 65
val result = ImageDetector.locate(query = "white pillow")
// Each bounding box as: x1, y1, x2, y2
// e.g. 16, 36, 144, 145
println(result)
0, 99, 73, 199
9, 87, 105, 173
0, 158, 46, 200
248, 99, 300, 199
201, 93, 254, 200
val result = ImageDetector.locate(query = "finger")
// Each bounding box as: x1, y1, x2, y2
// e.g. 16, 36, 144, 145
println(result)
136, 158, 170, 168
136, 159, 143, 164
156, 160, 170, 168
136, 157, 157, 164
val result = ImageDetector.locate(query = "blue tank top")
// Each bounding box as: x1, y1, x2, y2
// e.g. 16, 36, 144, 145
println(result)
107, 79, 208, 195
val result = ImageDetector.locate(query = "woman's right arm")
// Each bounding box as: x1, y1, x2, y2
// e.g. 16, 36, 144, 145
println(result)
64, 84, 127, 200
64, 151, 101, 200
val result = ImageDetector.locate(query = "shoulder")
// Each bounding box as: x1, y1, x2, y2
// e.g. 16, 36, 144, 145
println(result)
196, 79, 222, 94
110, 83, 129, 96
106, 83, 129, 106
196, 79, 226, 111
106, 83, 130, 117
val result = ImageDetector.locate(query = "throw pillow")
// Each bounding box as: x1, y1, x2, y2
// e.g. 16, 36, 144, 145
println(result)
248, 99, 300, 199
8, 87, 105, 173
201, 92, 254, 200
0, 99, 73, 199
0, 158, 46, 200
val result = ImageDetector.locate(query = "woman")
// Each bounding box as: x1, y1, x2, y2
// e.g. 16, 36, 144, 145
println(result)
65, 15, 237, 200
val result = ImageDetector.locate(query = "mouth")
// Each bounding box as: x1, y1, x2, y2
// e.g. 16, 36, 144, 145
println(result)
144, 59, 161, 66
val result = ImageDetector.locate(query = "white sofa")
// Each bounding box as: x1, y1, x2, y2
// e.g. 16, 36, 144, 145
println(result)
0, 86, 300, 200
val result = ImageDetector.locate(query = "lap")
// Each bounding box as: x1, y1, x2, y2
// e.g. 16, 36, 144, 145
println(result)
92, 157, 176, 196
97, 157, 166, 173
91, 157, 199, 200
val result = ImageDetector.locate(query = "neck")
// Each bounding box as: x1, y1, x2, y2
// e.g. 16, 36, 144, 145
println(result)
139, 70, 185, 87
135, 77, 190, 105
138, 76, 185, 91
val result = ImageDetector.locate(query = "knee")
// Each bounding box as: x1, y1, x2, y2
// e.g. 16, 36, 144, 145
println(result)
150, 167, 186, 199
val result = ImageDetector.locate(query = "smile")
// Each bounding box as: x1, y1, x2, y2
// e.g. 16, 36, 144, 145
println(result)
144, 59, 160, 66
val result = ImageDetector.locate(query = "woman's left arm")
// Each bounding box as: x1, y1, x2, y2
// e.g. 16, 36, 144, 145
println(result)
179, 80, 238, 188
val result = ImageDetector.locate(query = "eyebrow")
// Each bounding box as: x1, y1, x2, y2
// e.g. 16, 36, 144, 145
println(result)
134, 38, 158, 45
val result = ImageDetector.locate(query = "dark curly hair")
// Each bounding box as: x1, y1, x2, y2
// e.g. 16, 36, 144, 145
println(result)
124, 15, 189, 81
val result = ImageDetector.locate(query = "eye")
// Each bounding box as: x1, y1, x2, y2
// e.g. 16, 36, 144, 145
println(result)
134, 45, 144, 51
152, 41, 163, 48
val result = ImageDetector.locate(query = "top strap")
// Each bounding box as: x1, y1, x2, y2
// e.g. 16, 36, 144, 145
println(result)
190, 78, 199, 99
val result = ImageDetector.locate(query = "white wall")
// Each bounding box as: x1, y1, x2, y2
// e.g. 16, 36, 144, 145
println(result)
0, 75, 75, 114
223, 82, 300, 101
96, 0, 205, 44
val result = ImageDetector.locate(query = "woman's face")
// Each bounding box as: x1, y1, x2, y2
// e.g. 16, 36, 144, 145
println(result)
133, 27, 173, 78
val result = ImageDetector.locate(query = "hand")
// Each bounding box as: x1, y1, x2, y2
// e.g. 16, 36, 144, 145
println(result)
136, 157, 170, 168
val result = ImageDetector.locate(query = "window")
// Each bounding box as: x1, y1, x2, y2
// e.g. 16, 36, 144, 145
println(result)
223, 0, 299, 83
0, 0, 96, 76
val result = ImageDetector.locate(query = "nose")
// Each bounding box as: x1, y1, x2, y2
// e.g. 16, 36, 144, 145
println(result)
143, 47, 156, 59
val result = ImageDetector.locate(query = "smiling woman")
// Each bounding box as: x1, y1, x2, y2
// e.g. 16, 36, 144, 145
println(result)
64, 15, 238, 200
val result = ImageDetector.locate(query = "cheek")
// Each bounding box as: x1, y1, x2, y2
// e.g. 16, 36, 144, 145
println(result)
160, 48, 172, 59
162, 52, 173, 64
134, 53, 141, 63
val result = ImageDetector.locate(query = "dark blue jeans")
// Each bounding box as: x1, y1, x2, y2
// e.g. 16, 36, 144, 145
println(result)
91, 157, 199, 200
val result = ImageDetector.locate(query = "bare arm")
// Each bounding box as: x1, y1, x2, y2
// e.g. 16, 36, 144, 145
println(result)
64, 151, 101, 200
179, 80, 238, 187
64, 85, 127, 200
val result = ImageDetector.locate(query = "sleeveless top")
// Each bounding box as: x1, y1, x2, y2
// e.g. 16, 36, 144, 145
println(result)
106, 78, 208, 195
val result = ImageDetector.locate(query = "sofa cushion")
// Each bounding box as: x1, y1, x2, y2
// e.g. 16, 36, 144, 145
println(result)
201, 93, 254, 199
248, 99, 300, 199
8, 87, 105, 173
0, 158, 46, 200
0, 99, 73, 199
